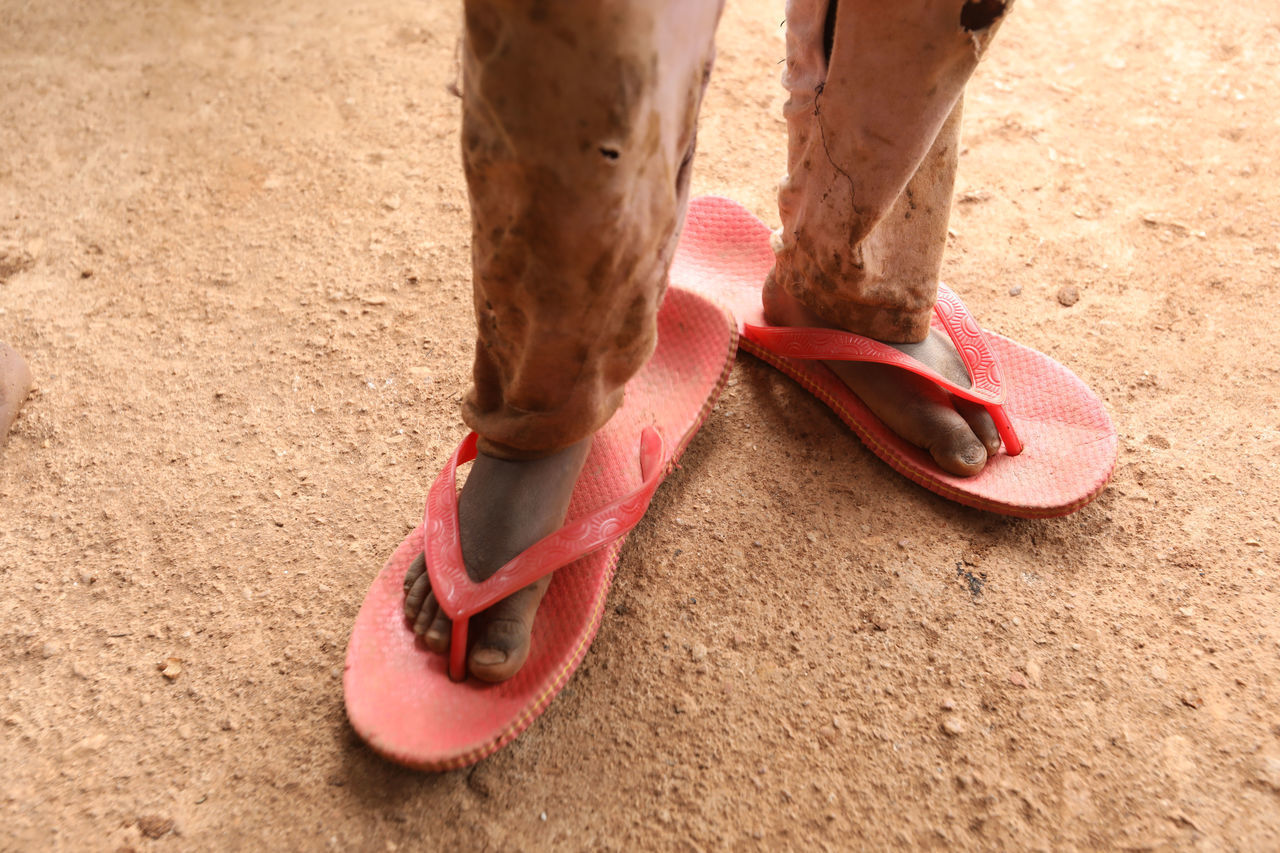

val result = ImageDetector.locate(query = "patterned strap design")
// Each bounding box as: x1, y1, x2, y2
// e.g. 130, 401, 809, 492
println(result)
744, 285, 1022, 456
425, 429, 666, 680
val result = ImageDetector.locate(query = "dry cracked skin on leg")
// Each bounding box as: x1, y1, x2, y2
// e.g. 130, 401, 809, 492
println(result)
0, 343, 32, 447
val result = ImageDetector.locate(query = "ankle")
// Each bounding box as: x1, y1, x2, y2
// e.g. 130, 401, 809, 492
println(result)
457, 437, 592, 583
762, 270, 831, 329
762, 269, 932, 345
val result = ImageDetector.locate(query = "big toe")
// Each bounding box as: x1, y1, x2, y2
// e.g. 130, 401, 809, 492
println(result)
930, 417, 990, 477
467, 584, 544, 682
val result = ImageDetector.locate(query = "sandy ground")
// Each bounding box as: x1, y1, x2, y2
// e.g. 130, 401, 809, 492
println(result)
3, 0, 1280, 849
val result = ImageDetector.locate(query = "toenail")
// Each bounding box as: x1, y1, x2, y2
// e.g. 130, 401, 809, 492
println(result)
472, 647, 508, 667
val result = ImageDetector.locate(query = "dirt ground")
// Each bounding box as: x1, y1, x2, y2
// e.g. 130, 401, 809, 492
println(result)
2, 0, 1279, 849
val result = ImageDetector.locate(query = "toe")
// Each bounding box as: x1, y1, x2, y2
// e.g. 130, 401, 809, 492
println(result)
411, 592, 435, 635
404, 552, 426, 594
468, 616, 528, 682
467, 582, 547, 682
930, 415, 989, 477
403, 554, 430, 619
954, 398, 1002, 457
421, 596, 452, 652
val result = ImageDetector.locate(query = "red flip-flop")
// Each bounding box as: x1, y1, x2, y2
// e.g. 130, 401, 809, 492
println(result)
671, 195, 1116, 518
343, 285, 736, 771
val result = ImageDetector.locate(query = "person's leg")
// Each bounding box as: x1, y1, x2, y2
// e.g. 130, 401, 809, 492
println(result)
0, 343, 32, 446
765, 0, 1011, 475
403, 0, 723, 682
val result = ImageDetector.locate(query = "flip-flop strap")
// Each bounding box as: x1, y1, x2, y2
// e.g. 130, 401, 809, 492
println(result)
743, 285, 1022, 455
424, 428, 666, 680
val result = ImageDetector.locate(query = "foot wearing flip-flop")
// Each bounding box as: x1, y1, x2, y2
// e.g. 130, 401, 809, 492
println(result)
402, 436, 592, 682
0, 343, 32, 447
762, 277, 999, 477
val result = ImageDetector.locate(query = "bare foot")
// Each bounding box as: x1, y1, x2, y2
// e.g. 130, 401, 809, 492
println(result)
763, 278, 1000, 477
0, 343, 32, 447
402, 437, 592, 682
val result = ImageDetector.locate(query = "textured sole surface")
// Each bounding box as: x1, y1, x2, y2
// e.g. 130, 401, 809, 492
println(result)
671, 195, 1117, 518
343, 286, 737, 771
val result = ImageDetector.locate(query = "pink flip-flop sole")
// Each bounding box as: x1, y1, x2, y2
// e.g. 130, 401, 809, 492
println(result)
672, 195, 1117, 518
343, 286, 736, 771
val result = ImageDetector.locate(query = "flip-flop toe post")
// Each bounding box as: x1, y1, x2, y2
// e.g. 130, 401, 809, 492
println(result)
672, 195, 1115, 518
344, 286, 736, 771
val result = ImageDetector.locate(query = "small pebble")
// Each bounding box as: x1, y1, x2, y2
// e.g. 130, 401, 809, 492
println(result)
1254, 756, 1280, 792
941, 718, 965, 736
1057, 285, 1080, 306
41, 641, 60, 658
1025, 659, 1042, 683
136, 817, 174, 840
1008, 285, 1023, 296
74, 733, 107, 753
466, 765, 493, 798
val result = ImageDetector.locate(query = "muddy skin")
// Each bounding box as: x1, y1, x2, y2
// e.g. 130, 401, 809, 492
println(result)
762, 275, 1000, 476
0, 343, 32, 447
403, 436, 592, 682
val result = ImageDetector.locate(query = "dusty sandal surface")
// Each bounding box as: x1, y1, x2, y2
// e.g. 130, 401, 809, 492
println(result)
343, 285, 737, 771
671, 195, 1116, 518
